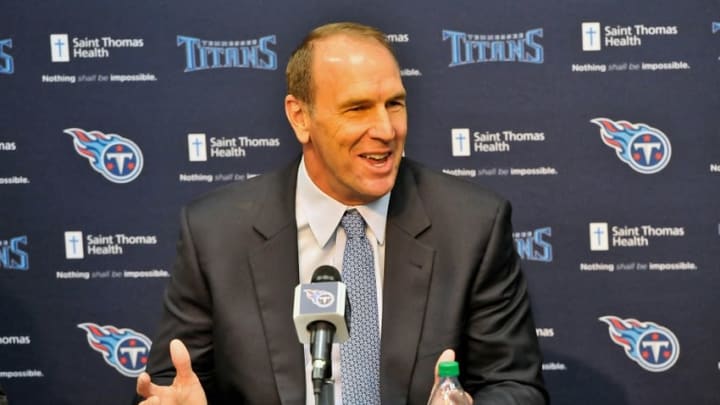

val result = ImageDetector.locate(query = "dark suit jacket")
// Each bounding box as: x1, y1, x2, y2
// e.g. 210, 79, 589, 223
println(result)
145, 158, 548, 404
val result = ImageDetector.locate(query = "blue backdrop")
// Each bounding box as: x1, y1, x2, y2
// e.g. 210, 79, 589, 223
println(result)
2, 0, 719, 403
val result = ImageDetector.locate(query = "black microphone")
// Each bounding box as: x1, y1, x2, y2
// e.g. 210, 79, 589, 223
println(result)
293, 265, 350, 398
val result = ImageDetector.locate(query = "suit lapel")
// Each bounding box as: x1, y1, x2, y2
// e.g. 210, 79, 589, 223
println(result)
380, 162, 435, 403
248, 160, 306, 405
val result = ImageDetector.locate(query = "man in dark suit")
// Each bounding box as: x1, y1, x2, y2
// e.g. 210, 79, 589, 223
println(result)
136, 22, 547, 404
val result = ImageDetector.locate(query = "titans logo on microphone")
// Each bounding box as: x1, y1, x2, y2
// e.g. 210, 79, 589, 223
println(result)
591, 118, 671, 174
599, 316, 679, 372
64, 128, 144, 183
78, 323, 151, 377
304, 288, 335, 308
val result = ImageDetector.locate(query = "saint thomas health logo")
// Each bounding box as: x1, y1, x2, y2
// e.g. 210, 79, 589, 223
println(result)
591, 118, 671, 174
78, 323, 151, 377
64, 128, 143, 183
599, 316, 679, 372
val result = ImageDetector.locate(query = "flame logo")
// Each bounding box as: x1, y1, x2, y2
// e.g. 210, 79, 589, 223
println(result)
590, 118, 671, 174
64, 128, 144, 183
78, 322, 152, 377
599, 316, 679, 372
304, 288, 335, 308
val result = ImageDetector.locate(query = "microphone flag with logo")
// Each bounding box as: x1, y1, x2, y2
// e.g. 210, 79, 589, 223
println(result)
292, 265, 349, 344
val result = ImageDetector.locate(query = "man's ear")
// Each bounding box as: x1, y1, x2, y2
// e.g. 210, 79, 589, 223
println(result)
285, 94, 311, 144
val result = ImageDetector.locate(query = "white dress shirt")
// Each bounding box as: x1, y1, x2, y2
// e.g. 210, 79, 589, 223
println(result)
295, 158, 389, 405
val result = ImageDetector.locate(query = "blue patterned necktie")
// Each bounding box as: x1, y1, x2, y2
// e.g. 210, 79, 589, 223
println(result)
340, 209, 381, 405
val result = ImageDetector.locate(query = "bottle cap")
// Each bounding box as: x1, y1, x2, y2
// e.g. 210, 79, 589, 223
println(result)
437, 361, 460, 377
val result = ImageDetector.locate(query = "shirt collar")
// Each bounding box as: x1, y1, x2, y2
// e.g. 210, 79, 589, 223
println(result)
296, 158, 389, 247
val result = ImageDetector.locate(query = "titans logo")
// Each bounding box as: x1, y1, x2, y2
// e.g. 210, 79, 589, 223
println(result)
0, 235, 28, 270
0, 38, 13, 75
64, 128, 144, 183
177, 35, 277, 72
443, 28, 544, 66
78, 322, 152, 377
513, 227, 553, 262
591, 118, 671, 174
599, 316, 679, 372
304, 288, 335, 308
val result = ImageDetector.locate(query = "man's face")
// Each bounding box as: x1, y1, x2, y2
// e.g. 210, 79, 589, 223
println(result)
293, 35, 407, 205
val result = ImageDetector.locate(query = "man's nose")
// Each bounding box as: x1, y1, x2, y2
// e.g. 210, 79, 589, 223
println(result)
368, 107, 395, 140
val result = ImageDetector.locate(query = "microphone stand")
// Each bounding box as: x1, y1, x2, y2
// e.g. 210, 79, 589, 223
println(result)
316, 368, 334, 405
311, 321, 335, 405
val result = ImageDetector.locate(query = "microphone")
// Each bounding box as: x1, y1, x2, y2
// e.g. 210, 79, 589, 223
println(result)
293, 265, 350, 397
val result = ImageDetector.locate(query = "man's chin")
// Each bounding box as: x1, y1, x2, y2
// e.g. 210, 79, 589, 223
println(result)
356, 178, 396, 202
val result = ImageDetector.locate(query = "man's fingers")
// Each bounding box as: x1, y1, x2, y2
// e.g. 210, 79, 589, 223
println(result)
138, 397, 160, 405
136, 372, 155, 398
433, 349, 456, 385
438, 349, 455, 364
170, 338, 195, 382
136, 372, 169, 401
137, 339, 205, 404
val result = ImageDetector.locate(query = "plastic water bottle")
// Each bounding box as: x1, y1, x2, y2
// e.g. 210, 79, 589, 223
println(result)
427, 361, 471, 405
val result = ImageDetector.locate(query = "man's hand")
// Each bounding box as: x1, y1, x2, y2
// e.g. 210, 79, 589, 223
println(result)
433, 349, 456, 387
430, 349, 473, 404
136, 339, 208, 405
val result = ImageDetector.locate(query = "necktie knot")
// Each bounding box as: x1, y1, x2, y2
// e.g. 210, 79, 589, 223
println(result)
341, 209, 366, 239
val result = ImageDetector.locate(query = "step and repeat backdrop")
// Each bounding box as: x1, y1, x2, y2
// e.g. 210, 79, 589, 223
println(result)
1, 0, 719, 404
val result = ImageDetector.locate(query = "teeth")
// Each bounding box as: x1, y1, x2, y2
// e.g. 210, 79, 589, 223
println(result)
364, 153, 388, 160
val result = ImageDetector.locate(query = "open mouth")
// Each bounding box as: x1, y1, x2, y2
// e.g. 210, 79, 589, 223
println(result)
360, 152, 390, 164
